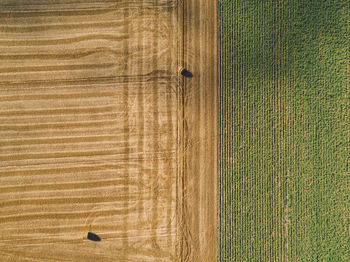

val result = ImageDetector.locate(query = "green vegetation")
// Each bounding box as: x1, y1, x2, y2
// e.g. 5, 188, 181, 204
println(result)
218, 0, 349, 261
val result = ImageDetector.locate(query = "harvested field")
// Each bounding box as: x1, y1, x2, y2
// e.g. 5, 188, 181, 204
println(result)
0, 1, 217, 261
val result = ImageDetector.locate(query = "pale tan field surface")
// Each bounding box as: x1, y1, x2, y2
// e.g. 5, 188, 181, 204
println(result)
0, 1, 216, 261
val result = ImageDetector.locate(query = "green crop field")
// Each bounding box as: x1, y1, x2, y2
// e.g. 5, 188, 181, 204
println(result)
218, 0, 349, 261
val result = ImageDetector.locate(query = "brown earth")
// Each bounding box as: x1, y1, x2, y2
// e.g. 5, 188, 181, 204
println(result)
0, 1, 216, 261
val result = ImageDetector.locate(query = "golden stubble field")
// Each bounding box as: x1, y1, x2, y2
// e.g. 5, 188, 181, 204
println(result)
0, 1, 217, 261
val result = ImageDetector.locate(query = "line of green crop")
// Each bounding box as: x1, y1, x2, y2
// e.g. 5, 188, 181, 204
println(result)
218, 0, 349, 261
